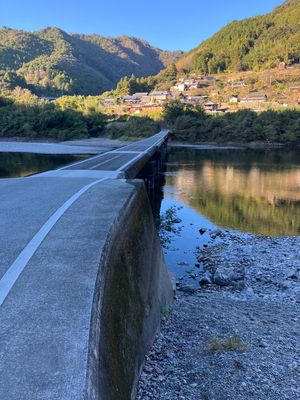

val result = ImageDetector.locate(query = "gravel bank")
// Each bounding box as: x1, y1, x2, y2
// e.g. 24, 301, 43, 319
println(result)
137, 232, 300, 399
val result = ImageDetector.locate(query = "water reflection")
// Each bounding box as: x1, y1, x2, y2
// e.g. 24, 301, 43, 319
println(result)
0, 152, 89, 178
164, 147, 300, 236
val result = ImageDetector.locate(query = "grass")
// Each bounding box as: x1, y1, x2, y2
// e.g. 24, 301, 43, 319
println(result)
160, 306, 171, 318
205, 336, 247, 354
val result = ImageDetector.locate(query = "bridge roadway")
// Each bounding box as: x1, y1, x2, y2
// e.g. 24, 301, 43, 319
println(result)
0, 130, 170, 400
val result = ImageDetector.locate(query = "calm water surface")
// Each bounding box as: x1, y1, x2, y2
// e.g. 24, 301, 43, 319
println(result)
160, 146, 300, 278
0, 152, 89, 178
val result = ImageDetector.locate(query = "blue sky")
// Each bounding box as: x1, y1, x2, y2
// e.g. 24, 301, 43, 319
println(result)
1, 0, 284, 51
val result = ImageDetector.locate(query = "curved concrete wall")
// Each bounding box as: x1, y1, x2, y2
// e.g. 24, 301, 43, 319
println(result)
85, 180, 173, 400
0, 178, 172, 400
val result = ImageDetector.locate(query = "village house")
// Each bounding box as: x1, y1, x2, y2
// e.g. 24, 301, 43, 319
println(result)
170, 92, 184, 101
171, 83, 187, 92
149, 91, 169, 104
122, 95, 139, 105
240, 93, 268, 103
183, 78, 196, 86
229, 80, 246, 88
202, 101, 218, 112
229, 95, 239, 103
132, 92, 149, 99
186, 95, 202, 104
121, 92, 149, 105
140, 95, 151, 104
40, 96, 58, 102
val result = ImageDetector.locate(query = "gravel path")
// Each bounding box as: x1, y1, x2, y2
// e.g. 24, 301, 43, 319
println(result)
137, 232, 300, 400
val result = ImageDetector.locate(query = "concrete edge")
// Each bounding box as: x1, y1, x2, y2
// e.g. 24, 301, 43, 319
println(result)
84, 180, 173, 400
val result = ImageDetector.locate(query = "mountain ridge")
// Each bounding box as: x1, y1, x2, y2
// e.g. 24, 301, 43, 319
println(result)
0, 26, 182, 95
176, 0, 300, 74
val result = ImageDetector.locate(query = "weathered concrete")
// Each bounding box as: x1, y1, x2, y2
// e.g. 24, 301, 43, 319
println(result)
87, 181, 173, 400
0, 179, 172, 400
0, 131, 172, 399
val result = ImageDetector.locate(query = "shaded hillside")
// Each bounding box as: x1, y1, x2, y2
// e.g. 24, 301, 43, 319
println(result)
0, 27, 182, 95
177, 0, 300, 73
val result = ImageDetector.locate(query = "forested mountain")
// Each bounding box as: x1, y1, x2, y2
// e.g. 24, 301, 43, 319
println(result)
177, 0, 300, 74
0, 27, 182, 95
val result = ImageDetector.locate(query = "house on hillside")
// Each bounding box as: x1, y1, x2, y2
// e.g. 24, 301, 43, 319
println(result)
171, 83, 187, 92
229, 80, 246, 88
140, 95, 151, 104
149, 91, 169, 104
229, 95, 239, 103
122, 95, 139, 105
240, 94, 267, 103
132, 92, 149, 99
186, 96, 202, 104
203, 101, 218, 112
40, 96, 58, 102
170, 92, 184, 100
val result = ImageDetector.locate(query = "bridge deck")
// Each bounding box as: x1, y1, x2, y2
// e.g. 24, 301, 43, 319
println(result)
0, 130, 169, 400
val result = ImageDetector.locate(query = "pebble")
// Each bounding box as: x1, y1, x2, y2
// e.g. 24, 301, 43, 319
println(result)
137, 232, 300, 400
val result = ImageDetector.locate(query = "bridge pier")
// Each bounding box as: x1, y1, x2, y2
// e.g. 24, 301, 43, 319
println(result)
137, 145, 168, 218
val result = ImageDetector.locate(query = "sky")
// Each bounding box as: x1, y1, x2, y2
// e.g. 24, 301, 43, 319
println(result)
0, 0, 284, 51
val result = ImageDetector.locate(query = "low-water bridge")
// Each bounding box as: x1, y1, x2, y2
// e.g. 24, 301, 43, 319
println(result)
0, 130, 173, 400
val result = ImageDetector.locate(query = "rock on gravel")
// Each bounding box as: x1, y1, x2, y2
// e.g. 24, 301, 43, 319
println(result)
136, 233, 300, 400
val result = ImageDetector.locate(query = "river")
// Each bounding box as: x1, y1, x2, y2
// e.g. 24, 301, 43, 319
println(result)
160, 145, 300, 280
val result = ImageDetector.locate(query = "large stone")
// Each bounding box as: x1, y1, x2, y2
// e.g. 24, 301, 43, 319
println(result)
200, 272, 213, 285
213, 268, 235, 286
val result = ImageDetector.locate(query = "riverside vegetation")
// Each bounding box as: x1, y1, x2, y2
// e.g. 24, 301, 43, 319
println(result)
0, 91, 300, 144
0, 88, 159, 140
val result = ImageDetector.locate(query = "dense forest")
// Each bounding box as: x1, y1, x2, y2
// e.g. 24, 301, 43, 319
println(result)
0, 27, 182, 96
177, 0, 300, 73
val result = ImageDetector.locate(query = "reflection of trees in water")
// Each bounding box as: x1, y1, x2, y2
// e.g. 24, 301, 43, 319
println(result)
0, 153, 85, 178
166, 147, 300, 236
188, 191, 300, 236
168, 147, 300, 171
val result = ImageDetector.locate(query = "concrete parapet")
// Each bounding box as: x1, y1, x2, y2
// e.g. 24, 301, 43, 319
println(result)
86, 180, 173, 399
0, 178, 172, 400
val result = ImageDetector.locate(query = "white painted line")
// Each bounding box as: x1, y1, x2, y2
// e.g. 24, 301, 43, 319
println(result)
0, 176, 109, 306
89, 153, 125, 170
112, 151, 140, 154
58, 152, 111, 171
0, 129, 169, 305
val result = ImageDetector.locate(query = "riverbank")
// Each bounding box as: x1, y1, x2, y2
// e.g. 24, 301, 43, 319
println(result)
137, 231, 300, 399
169, 141, 299, 149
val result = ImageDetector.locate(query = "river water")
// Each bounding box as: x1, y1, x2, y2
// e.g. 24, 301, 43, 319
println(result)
160, 145, 300, 279
1, 147, 299, 282
0, 152, 88, 178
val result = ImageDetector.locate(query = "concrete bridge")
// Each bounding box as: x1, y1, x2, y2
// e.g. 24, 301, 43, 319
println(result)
0, 130, 173, 400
